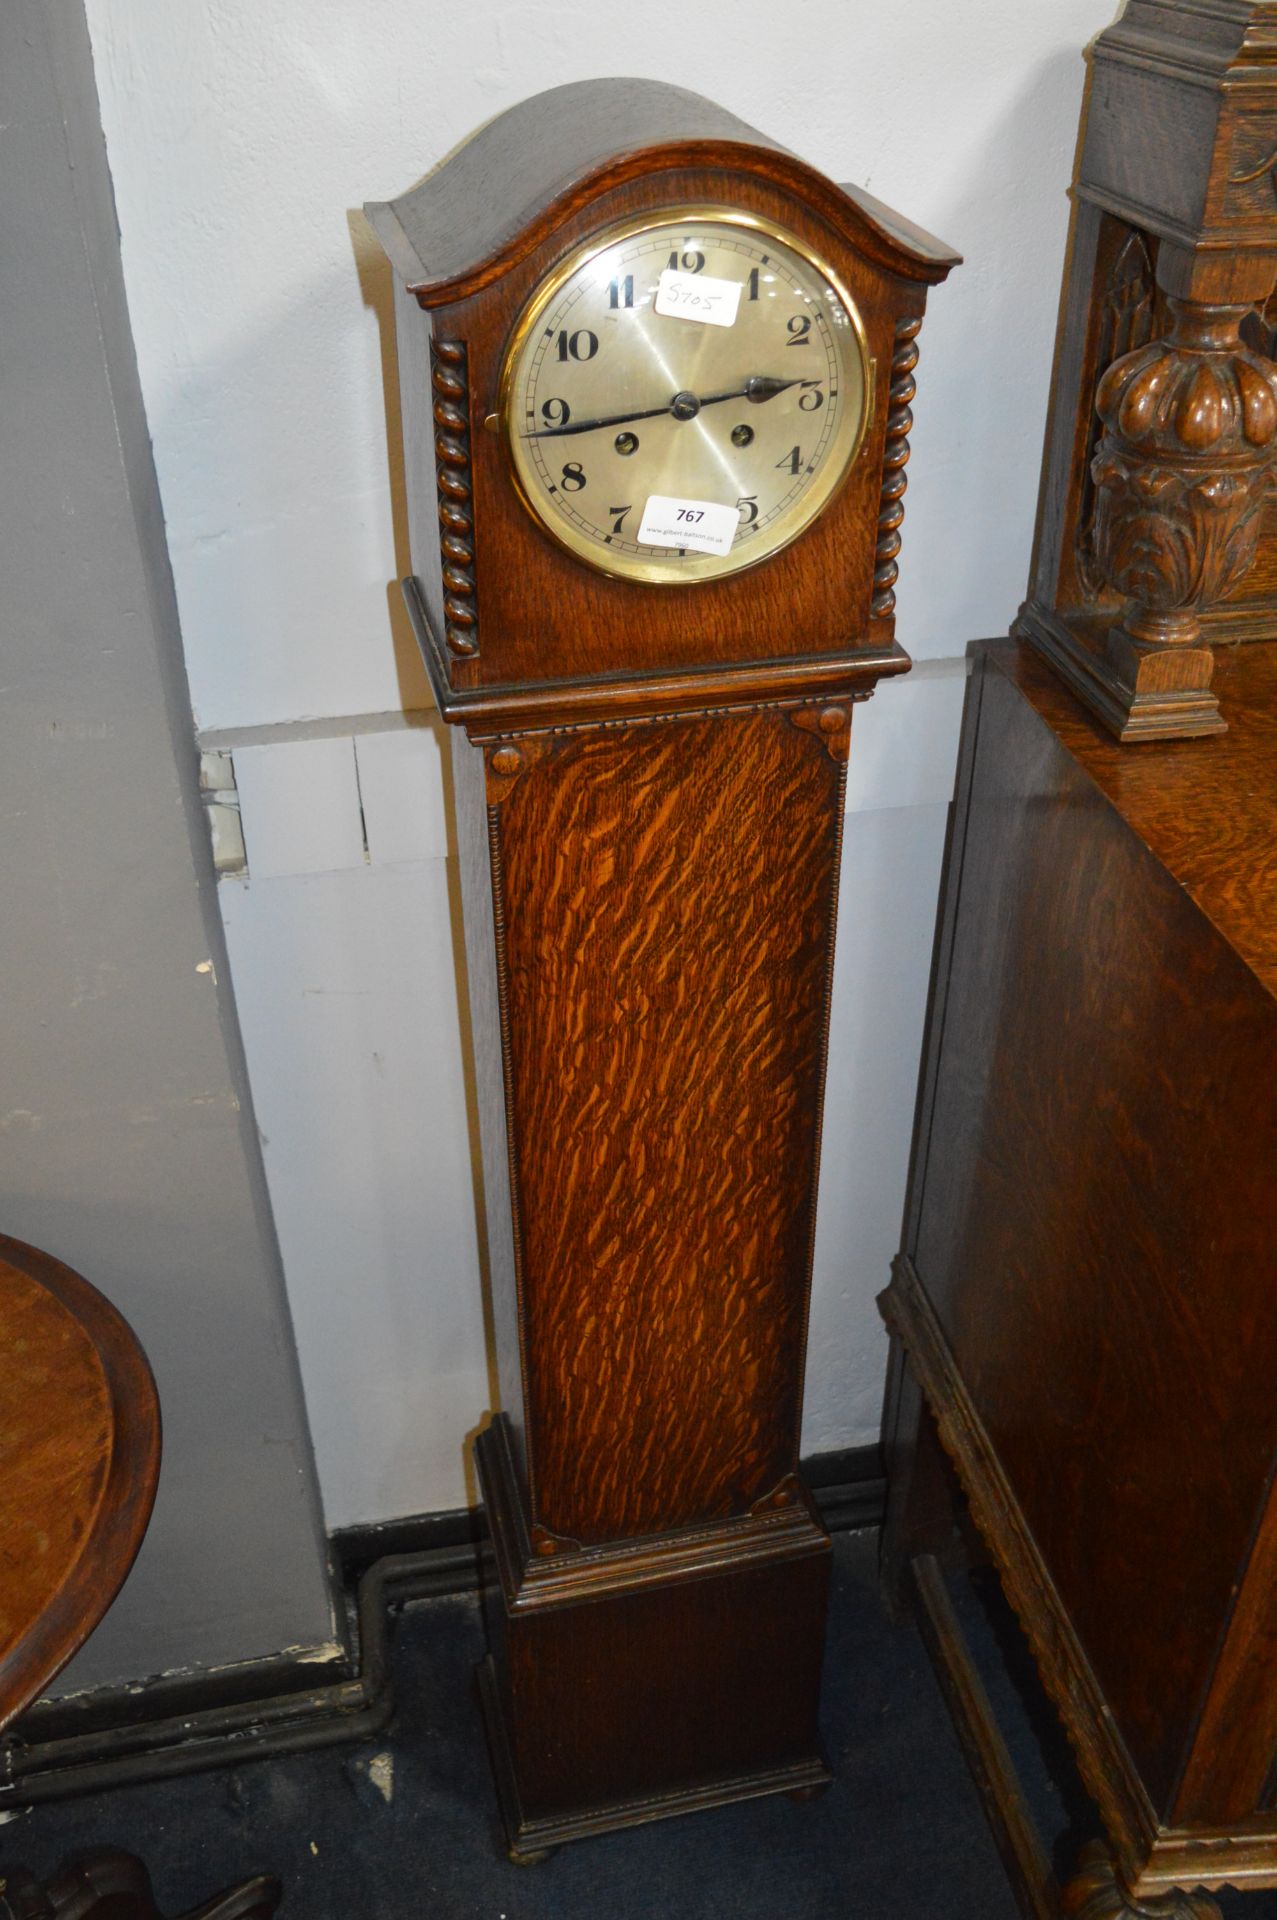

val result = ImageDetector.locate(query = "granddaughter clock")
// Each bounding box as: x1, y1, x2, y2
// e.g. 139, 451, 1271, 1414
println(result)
367, 80, 957, 1860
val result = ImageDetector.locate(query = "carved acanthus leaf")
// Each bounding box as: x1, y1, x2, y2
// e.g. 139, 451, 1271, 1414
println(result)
1076, 229, 1156, 596
1088, 297, 1277, 648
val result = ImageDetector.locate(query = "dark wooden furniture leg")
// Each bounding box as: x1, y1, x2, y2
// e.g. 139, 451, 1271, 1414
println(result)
879, 1339, 965, 1620
0, 1850, 281, 1920
1062, 1842, 1220, 1920
904, 1553, 1227, 1920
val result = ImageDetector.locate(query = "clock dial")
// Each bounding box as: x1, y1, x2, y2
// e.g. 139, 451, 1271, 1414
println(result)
499, 209, 872, 584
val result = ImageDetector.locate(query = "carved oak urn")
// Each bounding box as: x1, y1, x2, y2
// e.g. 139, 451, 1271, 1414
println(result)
1091, 298, 1277, 692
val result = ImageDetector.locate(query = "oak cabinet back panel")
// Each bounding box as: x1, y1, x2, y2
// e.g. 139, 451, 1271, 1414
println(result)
912, 654, 1277, 1815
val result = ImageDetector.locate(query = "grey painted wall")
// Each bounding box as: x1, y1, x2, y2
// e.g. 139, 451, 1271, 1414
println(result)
1, 0, 337, 1693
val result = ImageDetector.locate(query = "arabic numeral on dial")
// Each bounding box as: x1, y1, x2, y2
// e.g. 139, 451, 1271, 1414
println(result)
776, 446, 803, 475
666, 248, 705, 273
609, 504, 630, 535
556, 329, 599, 362
608, 274, 634, 310
736, 495, 759, 527
798, 383, 825, 411
541, 397, 571, 427
786, 314, 812, 346
560, 462, 587, 492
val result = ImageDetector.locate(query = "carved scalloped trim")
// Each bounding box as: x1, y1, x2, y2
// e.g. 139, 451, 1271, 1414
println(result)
483, 734, 557, 805
788, 700, 853, 762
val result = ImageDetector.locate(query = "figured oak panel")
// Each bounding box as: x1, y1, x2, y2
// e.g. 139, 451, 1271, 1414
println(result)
492, 704, 846, 1543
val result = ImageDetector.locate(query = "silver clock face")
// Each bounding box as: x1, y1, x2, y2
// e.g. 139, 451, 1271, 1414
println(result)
499, 208, 872, 584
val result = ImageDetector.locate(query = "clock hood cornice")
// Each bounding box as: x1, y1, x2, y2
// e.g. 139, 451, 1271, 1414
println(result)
364, 78, 960, 306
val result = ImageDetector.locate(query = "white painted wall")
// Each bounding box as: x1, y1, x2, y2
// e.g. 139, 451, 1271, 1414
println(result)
83, 0, 1108, 1527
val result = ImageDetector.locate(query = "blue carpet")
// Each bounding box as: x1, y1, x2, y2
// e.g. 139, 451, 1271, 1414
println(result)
5, 1534, 1272, 1918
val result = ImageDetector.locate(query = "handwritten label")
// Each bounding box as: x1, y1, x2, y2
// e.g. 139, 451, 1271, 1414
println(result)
637, 494, 741, 556
654, 268, 743, 329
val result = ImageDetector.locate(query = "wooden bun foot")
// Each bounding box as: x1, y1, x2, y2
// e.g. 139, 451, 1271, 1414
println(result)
0, 1849, 282, 1920
1063, 1841, 1221, 1920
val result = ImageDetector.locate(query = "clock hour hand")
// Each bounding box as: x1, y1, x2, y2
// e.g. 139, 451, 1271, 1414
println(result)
700, 375, 815, 407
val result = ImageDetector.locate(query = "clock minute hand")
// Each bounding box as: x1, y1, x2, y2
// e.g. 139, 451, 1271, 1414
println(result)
525, 399, 684, 440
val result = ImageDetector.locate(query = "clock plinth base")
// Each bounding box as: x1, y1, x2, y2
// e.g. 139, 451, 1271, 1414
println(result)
474, 1416, 832, 1855
477, 1657, 832, 1862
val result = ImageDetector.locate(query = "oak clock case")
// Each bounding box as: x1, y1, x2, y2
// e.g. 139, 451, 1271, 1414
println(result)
366, 79, 957, 1861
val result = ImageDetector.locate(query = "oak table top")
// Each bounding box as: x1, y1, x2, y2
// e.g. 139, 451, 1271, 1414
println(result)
0, 1233, 159, 1730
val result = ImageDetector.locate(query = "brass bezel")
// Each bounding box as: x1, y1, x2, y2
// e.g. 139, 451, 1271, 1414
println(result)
497, 205, 875, 587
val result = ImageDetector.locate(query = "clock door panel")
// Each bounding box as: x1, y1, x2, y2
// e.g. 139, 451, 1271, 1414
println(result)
483, 703, 848, 1543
